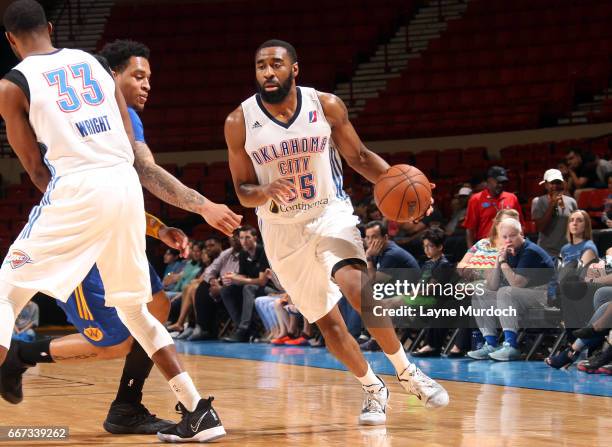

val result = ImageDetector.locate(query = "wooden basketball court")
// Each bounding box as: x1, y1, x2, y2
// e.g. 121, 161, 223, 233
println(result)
0, 351, 609, 446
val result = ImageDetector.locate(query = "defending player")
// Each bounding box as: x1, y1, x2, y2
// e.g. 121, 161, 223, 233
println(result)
225, 39, 449, 426
0, 1, 237, 442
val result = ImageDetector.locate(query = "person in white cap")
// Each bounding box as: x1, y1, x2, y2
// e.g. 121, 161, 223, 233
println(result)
531, 169, 577, 258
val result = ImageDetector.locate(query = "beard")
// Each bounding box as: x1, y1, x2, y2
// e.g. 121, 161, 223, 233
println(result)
256, 72, 293, 104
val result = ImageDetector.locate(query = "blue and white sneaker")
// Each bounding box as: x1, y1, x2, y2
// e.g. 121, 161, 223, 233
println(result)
488, 342, 521, 361
467, 343, 500, 360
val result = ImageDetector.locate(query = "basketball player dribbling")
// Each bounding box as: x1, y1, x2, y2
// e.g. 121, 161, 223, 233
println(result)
226, 39, 449, 425
0, 1, 238, 442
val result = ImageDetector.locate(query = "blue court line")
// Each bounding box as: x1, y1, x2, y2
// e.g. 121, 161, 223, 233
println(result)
175, 341, 611, 398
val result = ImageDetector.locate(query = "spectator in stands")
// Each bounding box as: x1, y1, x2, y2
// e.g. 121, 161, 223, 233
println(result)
394, 207, 444, 261
531, 169, 577, 258
189, 233, 242, 341
467, 218, 554, 361
12, 301, 39, 342
411, 228, 456, 357
221, 226, 280, 342
360, 220, 420, 351
164, 240, 204, 298
364, 220, 420, 281
254, 269, 286, 341
564, 148, 601, 193
560, 210, 598, 267
464, 166, 523, 248
166, 237, 223, 338
547, 248, 611, 369
453, 209, 521, 357
162, 248, 185, 277
444, 186, 472, 262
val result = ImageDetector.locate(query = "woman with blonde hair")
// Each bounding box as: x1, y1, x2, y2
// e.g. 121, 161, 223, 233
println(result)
445, 209, 521, 356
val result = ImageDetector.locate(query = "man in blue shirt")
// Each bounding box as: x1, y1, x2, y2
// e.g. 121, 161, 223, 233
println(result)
364, 220, 420, 283
358, 221, 421, 351
468, 218, 555, 361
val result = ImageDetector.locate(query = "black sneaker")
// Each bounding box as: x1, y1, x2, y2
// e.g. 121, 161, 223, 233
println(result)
0, 341, 32, 404
222, 329, 249, 343
103, 401, 175, 434
577, 342, 612, 373
157, 397, 226, 443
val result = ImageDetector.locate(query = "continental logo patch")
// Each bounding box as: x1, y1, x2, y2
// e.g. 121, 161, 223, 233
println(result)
83, 327, 104, 342
4, 249, 33, 269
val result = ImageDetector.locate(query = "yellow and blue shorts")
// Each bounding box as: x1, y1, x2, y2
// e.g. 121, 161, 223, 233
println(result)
56, 262, 163, 347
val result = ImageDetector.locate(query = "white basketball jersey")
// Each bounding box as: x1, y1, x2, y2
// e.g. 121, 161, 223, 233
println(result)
13, 48, 133, 177
242, 87, 349, 224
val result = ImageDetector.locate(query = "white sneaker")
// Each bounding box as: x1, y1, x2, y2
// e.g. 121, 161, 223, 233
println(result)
397, 364, 449, 409
359, 381, 389, 426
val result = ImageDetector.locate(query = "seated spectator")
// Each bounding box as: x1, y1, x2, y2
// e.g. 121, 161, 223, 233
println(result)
360, 220, 420, 351
560, 210, 598, 267
564, 147, 602, 193
12, 301, 39, 342
190, 232, 242, 341
467, 218, 554, 361
270, 295, 313, 346
365, 220, 420, 279
167, 237, 223, 338
221, 226, 281, 342
411, 228, 457, 357
444, 186, 471, 262
394, 207, 444, 261
162, 248, 185, 277
454, 209, 521, 357
254, 269, 287, 341
163, 240, 204, 294
548, 247, 612, 369
531, 169, 577, 259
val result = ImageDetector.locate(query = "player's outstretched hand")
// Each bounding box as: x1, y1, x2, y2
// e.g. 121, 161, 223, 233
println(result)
159, 226, 190, 257
202, 201, 243, 236
262, 178, 295, 205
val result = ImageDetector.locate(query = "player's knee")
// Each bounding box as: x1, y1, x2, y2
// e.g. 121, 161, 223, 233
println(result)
148, 291, 171, 322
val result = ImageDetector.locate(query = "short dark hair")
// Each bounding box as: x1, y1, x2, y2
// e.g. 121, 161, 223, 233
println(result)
205, 235, 223, 245
3, 0, 47, 35
238, 225, 258, 237
422, 227, 445, 247
165, 248, 180, 257
365, 220, 387, 237
193, 240, 205, 250
256, 39, 297, 63
98, 39, 150, 73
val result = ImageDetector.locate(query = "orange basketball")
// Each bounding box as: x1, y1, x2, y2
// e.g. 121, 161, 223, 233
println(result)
374, 164, 432, 222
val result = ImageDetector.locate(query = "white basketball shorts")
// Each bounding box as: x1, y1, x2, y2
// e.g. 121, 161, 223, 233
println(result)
260, 200, 366, 323
0, 163, 151, 306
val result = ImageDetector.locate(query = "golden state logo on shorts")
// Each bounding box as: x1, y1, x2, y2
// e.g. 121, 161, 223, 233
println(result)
4, 249, 33, 269
84, 327, 104, 342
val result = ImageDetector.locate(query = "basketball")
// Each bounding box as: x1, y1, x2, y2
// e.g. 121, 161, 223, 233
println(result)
374, 164, 432, 222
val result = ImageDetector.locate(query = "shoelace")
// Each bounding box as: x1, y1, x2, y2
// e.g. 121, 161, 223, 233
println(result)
362, 390, 384, 414
401, 365, 437, 392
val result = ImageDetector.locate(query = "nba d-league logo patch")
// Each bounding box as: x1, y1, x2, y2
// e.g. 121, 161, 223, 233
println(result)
309, 111, 317, 123
4, 249, 33, 269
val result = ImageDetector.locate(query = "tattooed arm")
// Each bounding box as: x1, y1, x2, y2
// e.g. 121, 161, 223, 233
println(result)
113, 80, 242, 236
